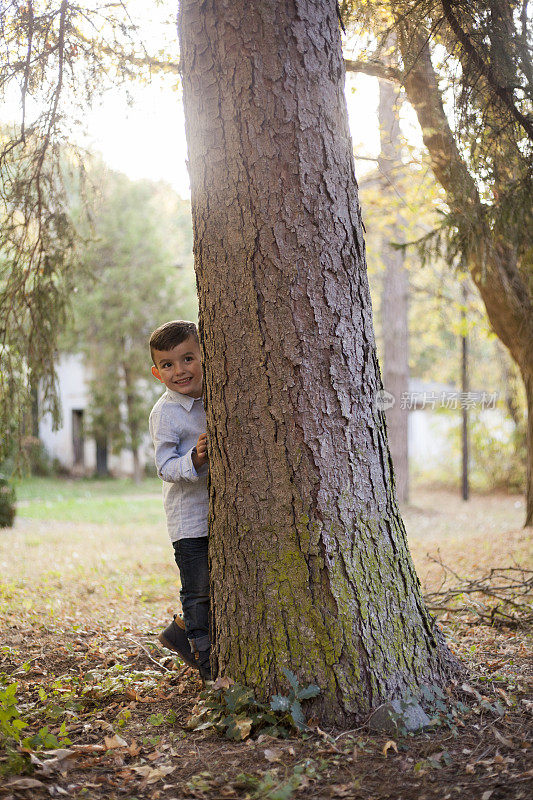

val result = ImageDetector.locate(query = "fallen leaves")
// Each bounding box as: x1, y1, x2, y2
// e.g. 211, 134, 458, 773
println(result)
5, 777, 47, 789
382, 740, 398, 757
264, 747, 283, 762
30, 748, 79, 776
104, 733, 128, 749
133, 763, 176, 784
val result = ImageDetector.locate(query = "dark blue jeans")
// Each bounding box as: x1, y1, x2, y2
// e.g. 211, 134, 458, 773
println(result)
173, 536, 210, 653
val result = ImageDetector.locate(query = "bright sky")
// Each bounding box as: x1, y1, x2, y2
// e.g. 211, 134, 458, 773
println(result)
1, 0, 388, 199
83, 71, 381, 200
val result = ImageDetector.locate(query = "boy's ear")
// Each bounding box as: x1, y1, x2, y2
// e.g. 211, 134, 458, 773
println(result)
151, 366, 162, 382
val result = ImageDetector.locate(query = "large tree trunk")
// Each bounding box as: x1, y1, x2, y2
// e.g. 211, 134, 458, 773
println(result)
378, 78, 409, 504
523, 368, 533, 526
179, 0, 458, 725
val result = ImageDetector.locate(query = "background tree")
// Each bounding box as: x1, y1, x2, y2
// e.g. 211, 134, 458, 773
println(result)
342, 0, 533, 524
65, 163, 196, 481
0, 0, 178, 456
179, 0, 459, 724
377, 77, 409, 503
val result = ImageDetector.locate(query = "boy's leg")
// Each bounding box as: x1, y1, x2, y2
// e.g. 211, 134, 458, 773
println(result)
172, 536, 211, 680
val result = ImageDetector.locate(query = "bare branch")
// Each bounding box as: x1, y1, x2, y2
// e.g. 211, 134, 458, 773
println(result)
21, 1, 34, 143
424, 555, 533, 627
344, 58, 402, 83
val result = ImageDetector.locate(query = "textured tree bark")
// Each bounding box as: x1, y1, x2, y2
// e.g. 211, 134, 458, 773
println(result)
378, 78, 409, 504
522, 369, 533, 527
179, 0, 458, 724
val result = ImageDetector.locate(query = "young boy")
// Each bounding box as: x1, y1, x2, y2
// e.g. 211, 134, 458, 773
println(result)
148, 320, 211, 681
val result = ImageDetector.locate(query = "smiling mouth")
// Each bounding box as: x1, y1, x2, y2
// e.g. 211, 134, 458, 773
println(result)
175, 377, 192, 384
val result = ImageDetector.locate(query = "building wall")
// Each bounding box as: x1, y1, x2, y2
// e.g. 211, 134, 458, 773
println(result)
39, 354, 151, 476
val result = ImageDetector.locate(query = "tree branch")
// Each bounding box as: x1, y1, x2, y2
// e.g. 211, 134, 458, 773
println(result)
441, 0, 533, 140
21, 1, 34, 143
396, 25, 533, 367
344, 58, 403, 83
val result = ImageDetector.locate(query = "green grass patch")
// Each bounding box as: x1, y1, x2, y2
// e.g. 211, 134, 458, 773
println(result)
14, 477, 164, 525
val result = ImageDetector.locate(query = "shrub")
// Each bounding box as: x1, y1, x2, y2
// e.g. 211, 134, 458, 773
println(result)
0, 474, 16, 528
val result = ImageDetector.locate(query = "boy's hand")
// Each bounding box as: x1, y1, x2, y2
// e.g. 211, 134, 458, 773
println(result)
192, 433, 208, 471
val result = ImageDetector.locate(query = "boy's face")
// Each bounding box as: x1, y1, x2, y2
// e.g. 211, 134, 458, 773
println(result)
151, 337, 203, 398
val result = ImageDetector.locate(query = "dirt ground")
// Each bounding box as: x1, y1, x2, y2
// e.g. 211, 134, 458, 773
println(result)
1, 488, 531, 799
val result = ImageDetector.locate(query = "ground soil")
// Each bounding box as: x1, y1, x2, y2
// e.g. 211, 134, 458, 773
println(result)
0, 488, 531, 799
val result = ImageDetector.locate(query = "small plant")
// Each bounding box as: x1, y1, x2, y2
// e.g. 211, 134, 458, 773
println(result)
80, 664, 162, 702
20, 722, 71, 751
270, 669, 320, 732
0, 681, 28, 743
187, 669, 320, 740
233, 759, 318, 800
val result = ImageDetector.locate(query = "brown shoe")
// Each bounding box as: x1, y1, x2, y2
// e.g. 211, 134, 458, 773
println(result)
158, 615, 197, 669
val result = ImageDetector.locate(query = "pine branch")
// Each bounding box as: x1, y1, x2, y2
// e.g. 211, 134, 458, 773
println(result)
440, 0, 533, 140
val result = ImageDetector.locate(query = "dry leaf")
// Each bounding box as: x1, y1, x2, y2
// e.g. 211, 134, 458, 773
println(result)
6, 778, 47, 789
133, 765, 152, 777
212, 675, 234, 690
465, 763, 475, 774
133, 764, 175, 783
29, 749, 78, 777
492, 727, 514, 748
104, 734, 128, 749
264, 748, 283, 762
233, 717, 253, 740
383, 740, 398, 757
481, 791, 493, 800
128, 740, 141, 757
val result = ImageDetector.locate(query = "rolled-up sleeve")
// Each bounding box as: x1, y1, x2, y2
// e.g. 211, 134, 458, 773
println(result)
150, 409, 199, 483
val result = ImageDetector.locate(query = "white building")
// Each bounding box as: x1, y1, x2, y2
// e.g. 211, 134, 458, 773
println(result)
39, 354, 152, 476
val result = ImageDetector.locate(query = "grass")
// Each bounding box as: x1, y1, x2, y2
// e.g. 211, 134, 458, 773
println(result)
2, 477, 530, 632
13, 475, 164, 525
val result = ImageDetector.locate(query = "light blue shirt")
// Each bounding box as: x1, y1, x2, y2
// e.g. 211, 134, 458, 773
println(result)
149, 389, 208, 542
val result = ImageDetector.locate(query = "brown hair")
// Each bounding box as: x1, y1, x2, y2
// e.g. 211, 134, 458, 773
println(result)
149, 320, 199, 363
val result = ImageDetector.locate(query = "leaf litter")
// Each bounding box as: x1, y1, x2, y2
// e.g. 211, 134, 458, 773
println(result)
0, 491, 532, 799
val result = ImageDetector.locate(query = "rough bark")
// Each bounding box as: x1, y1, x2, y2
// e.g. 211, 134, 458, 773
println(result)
179, 0, 458, 725
523, 368, 533, 526
378, 78, 409, 504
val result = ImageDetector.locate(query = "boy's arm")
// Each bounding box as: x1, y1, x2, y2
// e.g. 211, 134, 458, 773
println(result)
150, 410, 200, 483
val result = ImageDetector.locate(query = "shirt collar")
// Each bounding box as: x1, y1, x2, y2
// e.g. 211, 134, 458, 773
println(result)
165, 388, 199, 412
